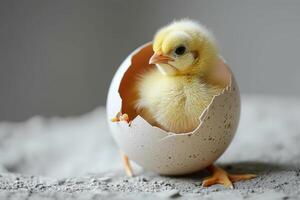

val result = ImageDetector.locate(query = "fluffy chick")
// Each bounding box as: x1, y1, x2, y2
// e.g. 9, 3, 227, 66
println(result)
115, 20, 256, 188
136, 19, 223, 133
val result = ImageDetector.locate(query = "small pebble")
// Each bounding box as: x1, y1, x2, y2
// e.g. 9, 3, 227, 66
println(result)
194, 182, 202, 187
158, 189, 181, 198
58, 179, 66, 185
90, 178, 97, 183
141, 177, 148, 182
98, 177, 111, 182
75, 180, 84, 184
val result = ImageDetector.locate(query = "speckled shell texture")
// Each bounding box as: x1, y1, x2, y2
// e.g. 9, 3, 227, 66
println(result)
106, 43, 240, 175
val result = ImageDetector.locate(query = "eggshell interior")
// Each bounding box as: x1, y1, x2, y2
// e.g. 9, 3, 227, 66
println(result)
107, 43, 240, 175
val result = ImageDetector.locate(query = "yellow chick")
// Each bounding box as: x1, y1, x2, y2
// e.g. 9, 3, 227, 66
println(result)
135, 19, 222, 133
113, 19, 256, 188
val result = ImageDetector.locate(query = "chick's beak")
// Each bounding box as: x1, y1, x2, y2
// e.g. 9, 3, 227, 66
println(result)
149, 52, 173, 64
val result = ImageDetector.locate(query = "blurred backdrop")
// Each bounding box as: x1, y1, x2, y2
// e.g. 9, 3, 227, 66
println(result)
1, 0, 300, 121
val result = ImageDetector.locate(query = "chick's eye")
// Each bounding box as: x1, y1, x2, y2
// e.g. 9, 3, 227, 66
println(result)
174, 46, 186, 56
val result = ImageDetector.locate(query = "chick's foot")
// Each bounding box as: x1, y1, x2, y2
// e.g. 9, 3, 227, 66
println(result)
111, 112, 131, 124
202, 165, 256, 189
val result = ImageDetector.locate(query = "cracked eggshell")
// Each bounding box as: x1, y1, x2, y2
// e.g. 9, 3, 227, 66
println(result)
106, 43, 240, 175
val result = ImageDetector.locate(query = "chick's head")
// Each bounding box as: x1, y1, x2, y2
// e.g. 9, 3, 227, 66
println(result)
149, 19, 218, 76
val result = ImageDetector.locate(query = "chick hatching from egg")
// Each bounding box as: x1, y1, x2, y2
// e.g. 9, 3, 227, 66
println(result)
111, 19, 256, 188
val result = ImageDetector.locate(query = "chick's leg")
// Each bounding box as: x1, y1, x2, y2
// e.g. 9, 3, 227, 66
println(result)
112, 113, 133, 176
121, 151, 133, 177
202, 165, 256, 188
111, 112, 130, 124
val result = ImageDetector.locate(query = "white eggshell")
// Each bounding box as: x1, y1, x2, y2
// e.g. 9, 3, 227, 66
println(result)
106, 43, 240, 175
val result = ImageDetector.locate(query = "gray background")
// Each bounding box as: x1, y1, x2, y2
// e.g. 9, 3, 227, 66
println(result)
1, 0, 299, 121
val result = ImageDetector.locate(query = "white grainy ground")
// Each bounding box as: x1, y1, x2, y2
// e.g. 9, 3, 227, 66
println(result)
0, 95, 300, 200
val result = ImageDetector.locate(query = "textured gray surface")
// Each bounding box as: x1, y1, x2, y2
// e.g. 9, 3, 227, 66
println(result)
0, 95, 300, 199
